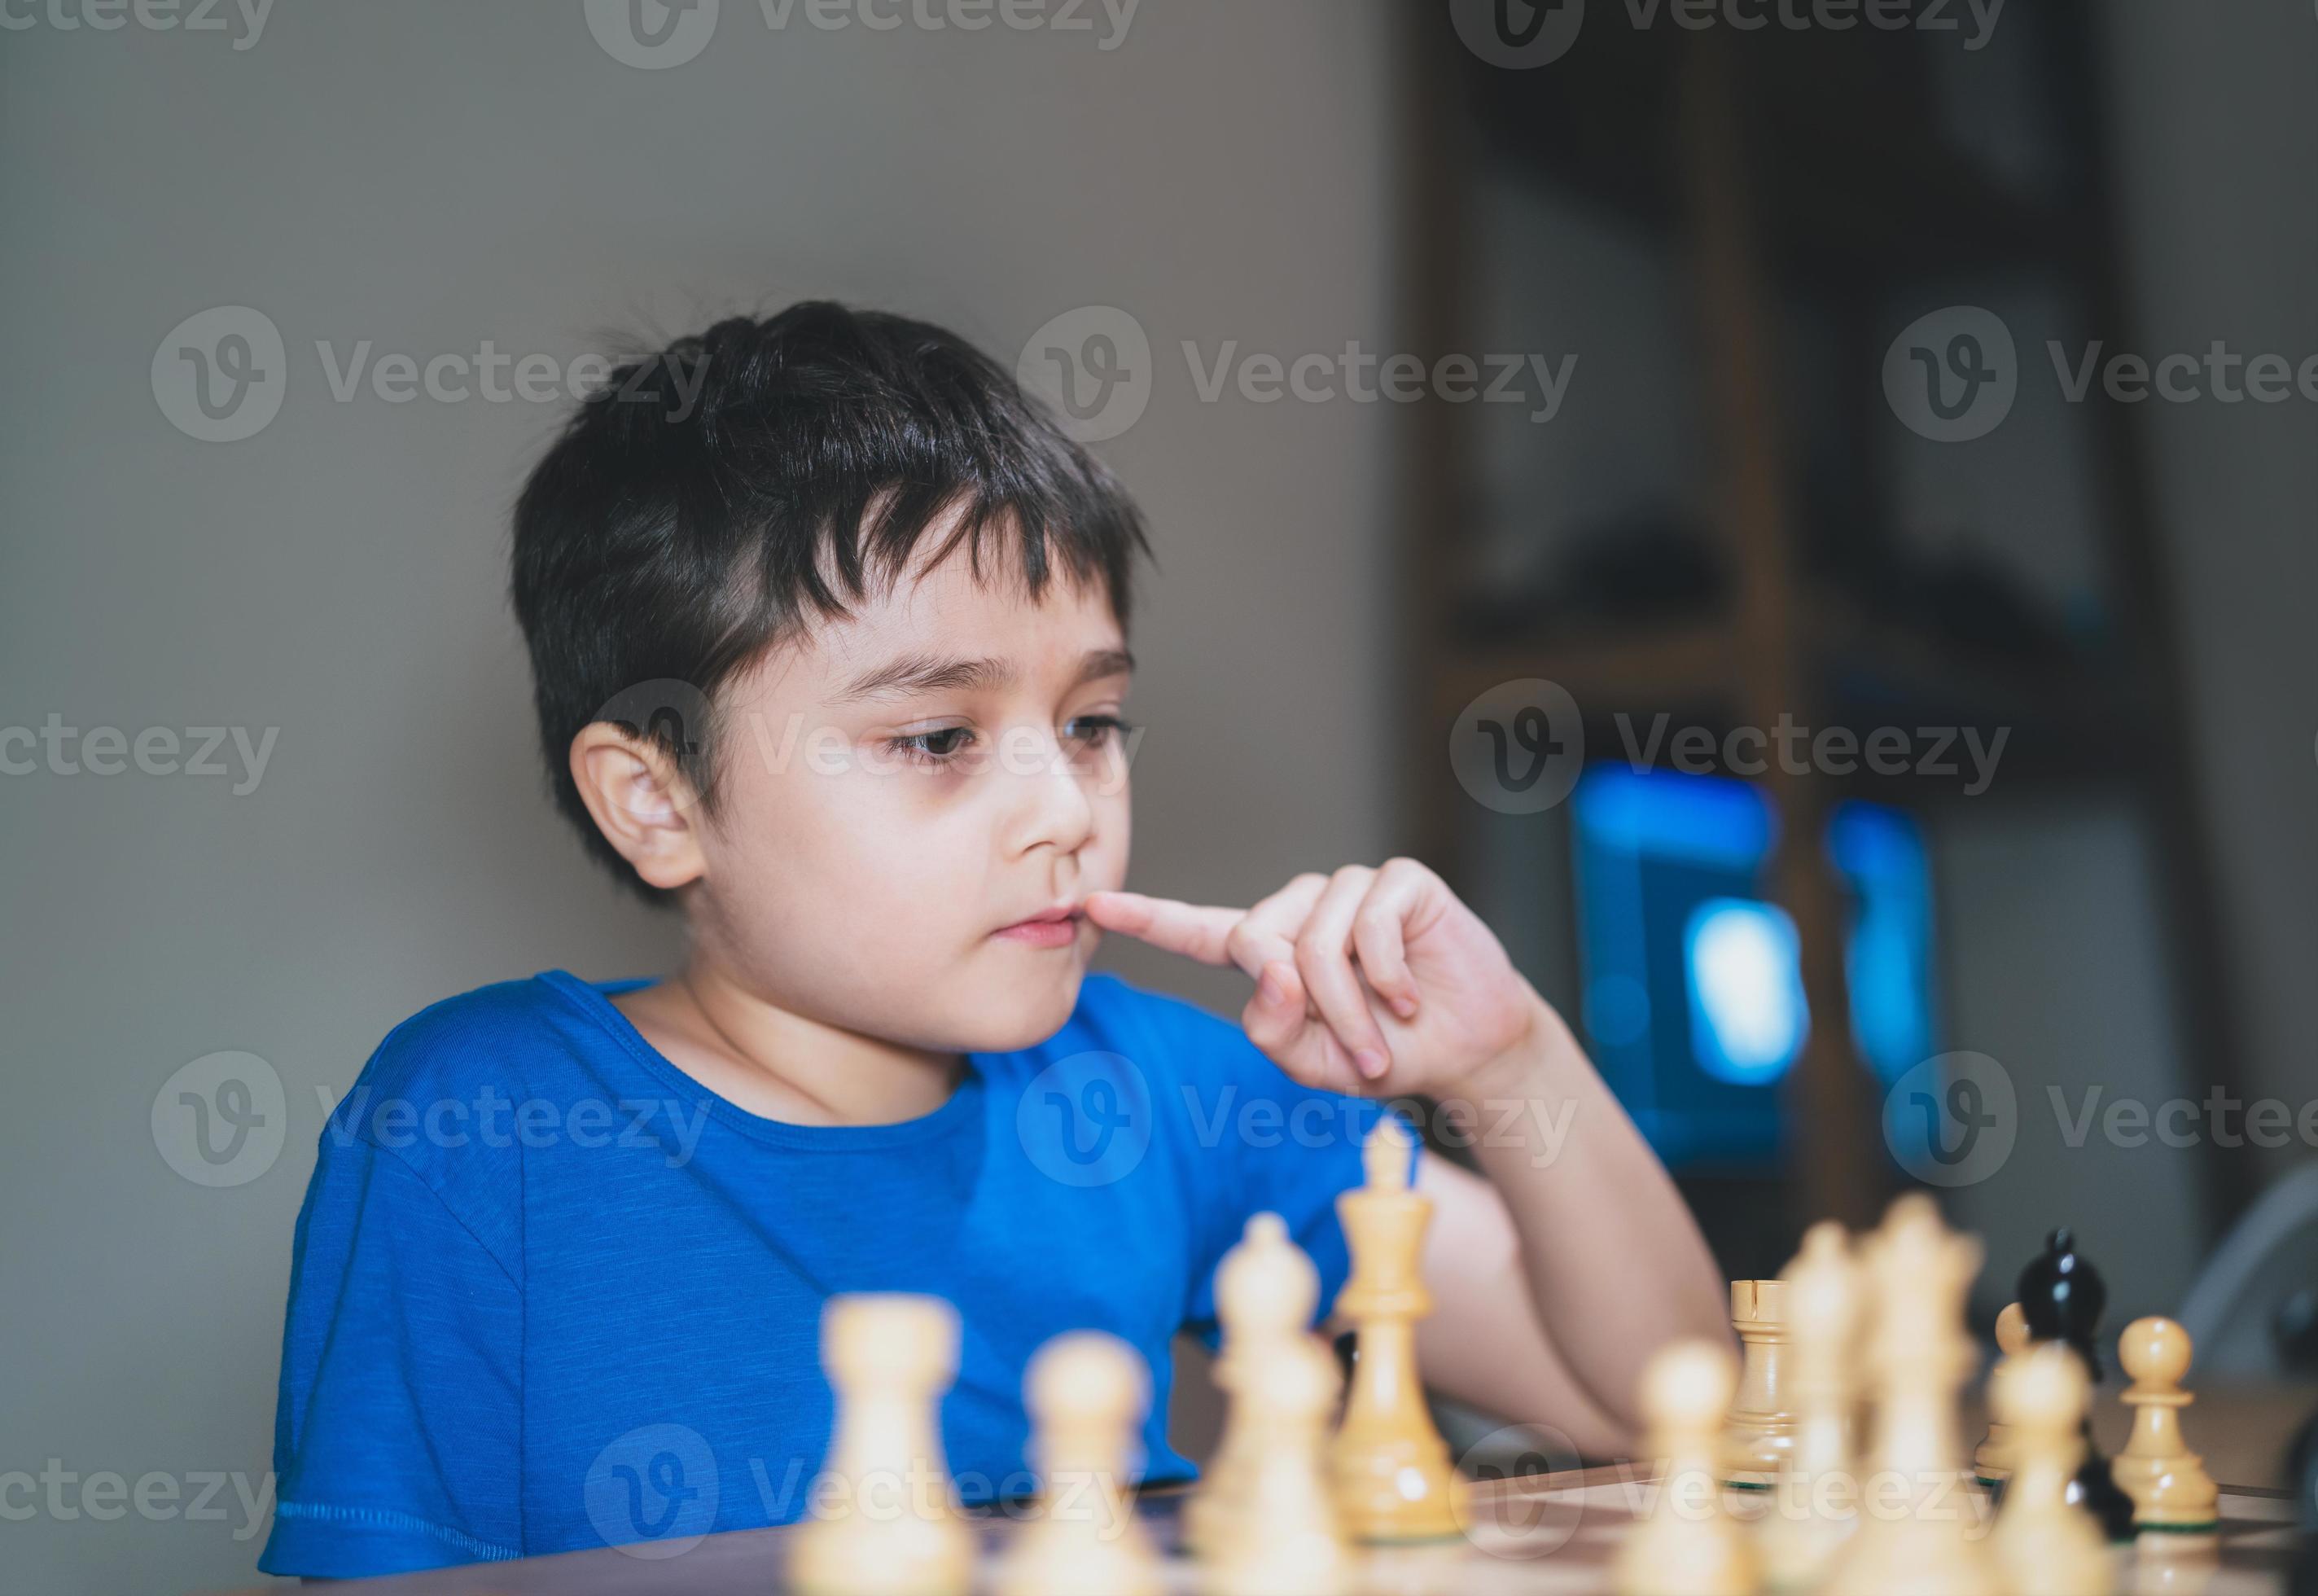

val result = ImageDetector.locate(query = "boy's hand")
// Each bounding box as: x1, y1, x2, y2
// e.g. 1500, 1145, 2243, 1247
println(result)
1085, 860, 1553, 1099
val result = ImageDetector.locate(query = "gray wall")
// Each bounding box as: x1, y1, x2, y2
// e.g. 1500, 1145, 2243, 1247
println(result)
2095, 0, 2318, 1155
1, 5, 1393, 1590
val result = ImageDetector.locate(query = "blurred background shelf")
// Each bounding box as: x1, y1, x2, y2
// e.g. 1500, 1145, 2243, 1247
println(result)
1391, 0, 2249, 1277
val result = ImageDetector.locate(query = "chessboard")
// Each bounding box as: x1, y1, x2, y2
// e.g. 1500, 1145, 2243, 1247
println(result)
213, 1123, 2316, 1595
209, 1467, 2305, 1594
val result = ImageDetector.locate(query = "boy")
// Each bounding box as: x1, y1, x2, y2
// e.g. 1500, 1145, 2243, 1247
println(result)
258, 302, 1724, 1578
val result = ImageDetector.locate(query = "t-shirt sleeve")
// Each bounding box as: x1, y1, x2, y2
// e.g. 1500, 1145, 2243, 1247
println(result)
258, 1136, 524, 1577
1146, 987, 1387, 1349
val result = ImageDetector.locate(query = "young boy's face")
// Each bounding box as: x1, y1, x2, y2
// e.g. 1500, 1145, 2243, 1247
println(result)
687, 529, 1133, 1055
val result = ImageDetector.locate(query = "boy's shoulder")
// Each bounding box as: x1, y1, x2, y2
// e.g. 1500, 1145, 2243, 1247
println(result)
349, 970, 616, 1109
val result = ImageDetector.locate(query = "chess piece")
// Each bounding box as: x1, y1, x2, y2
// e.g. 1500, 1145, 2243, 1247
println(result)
1820, 1195, 2000, 1596
1615, 1339, 1757, 1596
2018, 1229, 2137, 1541
791, 1295, 975, 1596
1758, 1222, 1862, 1591
1989, 1343, 2114, 1596
1206, 1331, 1350, 1596
2111, 1317, 2219, 1537
1330, 1115, 1466, 1541
996, 1332, 1163, 1596
1722, 1278, 1794, 1489
1183, 1212, 1321, 1554
1974, 1303, 2031, 1485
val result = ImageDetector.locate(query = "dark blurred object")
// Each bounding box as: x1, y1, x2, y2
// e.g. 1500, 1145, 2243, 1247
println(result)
2281, 1290, 2318, 1375
1891, 550, 2076, 664
2180, 1166, 2318, 1379
2017, 1228, 2137, 1541
1812, 525, 2079, 669
2292, 1407, 2318, 1596
1453, 509, 1727, 646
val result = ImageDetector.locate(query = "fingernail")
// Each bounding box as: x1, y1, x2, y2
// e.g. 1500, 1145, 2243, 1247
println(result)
1354, 1047, 1388, 1080
1391, 995, 1418, 1019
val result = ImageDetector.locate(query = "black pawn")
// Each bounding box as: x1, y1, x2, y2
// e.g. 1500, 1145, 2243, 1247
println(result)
2015, 1228, 2137, 1541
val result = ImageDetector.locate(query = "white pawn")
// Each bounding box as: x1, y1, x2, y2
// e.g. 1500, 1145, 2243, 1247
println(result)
2113, 1317, 2220, 1538
1758, 1222, 1861, 1591
997, 1332, 1163, 1596
1185, 1212, 1320, 1554
1616, 1339, 1758, 1596
1974, 1303, 2032, 1486
1989, 1342, 2114, 1596
1205, 1332, 1349, 1596
791, 1295, 975, 1596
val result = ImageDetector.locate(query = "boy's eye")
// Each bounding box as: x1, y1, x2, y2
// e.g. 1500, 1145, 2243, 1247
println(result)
889, 726, 976, 765
1066, 713, 1133, 747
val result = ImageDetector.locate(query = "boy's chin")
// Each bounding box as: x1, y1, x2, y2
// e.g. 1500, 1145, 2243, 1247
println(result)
948, 952, 1086, 1054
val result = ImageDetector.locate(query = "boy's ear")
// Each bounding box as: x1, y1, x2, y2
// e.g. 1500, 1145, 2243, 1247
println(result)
567, 724, 708, 892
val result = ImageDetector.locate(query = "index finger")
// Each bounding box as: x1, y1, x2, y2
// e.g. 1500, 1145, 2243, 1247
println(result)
1083, 889, 1246, 967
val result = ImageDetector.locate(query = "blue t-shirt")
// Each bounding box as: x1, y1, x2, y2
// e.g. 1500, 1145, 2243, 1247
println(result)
258, 970, 1381, 1578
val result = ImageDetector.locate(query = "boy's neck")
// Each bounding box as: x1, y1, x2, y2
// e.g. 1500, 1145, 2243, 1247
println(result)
611, 958, 966, 1128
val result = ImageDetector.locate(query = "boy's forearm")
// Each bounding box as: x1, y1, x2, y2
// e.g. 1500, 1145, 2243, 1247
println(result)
1442, 985, 1732, 1432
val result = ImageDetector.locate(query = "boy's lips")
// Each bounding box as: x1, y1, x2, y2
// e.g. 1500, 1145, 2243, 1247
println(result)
991, 905, 1085, 948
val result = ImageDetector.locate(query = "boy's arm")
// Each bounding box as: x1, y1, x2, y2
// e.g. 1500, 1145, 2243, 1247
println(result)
1414, 998, 1729, 1454
1089, 862, 1728, 1451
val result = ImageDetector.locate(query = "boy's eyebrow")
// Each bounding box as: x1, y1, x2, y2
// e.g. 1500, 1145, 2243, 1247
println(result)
828, 647, 1135, 704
